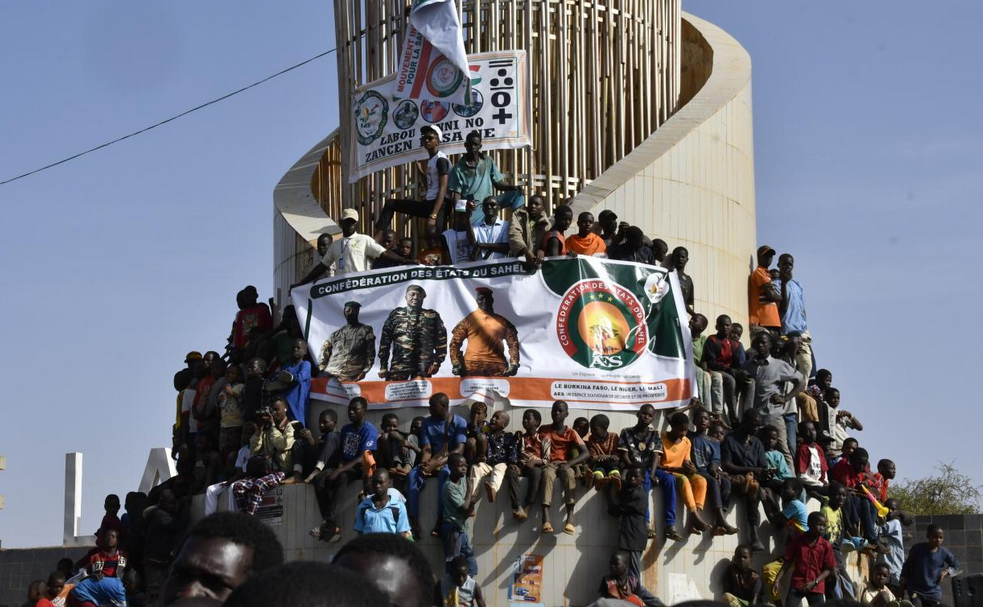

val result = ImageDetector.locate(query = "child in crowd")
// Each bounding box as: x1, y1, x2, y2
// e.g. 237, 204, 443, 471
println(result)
572, 416, 591, 485
604, 466, 649, 581
761, 425, 794, 491
71, 528, 128, 607
279, 338, 312, 425
204, 422, 256, 515
418, 231, 444, 266
217, 363, 245, 461
795, 420, 829, 500
831, 437, 859, 469
690, 414, 740, 537
729, 323, 748, 367
597, 552, 662, 607
879, 498, 908, 597
901, 525, 960, 607
464, 402, 488, 466
468, 410, 523, 519
871, 458, 895, 504
439, 555, 486, 607
520, 409, 547, 515
241, 357, 267, 423
722, 545, 763, 607
26, 581, 46, 607
831, 447, 880, 544
619, 404, 671, 540
378, 412, 419, 478
857, 562, 901, 607
586, 414, 622, 490
539, 400, 589, 535
36, 572, 65, 607
820, 481, 863, 599
822, 388, 863, 464
660, 411, 711, 535
777, 512, 837, 606
765, 477, 809, 537
354, 469, 411, 538
305, 409, 341, 482
441, 453, 477, 576
94, 494, 124, 550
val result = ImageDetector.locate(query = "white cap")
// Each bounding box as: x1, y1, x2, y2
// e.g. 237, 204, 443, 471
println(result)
422, 124, 443, 141
340, 208, 359, 222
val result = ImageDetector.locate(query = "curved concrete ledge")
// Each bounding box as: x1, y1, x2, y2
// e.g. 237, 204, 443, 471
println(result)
273, 130, 341, 242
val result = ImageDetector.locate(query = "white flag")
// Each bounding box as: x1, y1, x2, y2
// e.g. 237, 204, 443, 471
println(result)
393, 0, 470, 106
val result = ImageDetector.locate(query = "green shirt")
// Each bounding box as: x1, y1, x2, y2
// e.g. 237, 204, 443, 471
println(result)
441, 476, 470, 531
448, 155, 503, 224
693, 334, 708, 364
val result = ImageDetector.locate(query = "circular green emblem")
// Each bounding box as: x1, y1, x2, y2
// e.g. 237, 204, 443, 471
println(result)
354, 91, 389, 145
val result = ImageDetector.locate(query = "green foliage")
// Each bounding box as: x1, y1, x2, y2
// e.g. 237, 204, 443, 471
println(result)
890, 462, 982, 516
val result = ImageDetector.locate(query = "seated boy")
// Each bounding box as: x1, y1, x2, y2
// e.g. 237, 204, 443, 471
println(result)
519, 409, 546, 517
660, 411, 711, 535
572, 416, 591, 484
597, 551, 664, 607
795, 420, 829, 501
354, 469, 411, 538
765, 477, 809, 537
539, 400, 589, 534
586, 414, 621, 490
777, 512, 837, 607
830, 447, 880, 543
690, 412, 739, 536
439, 555, 486, 607
900, 525, 960, 607
619, 404, 672, 540
441, 453, 477, 576
723, 545, 763, 607
464, 402, 488, 466
468, 410, 523, 519
377, 412, 419, 477
71, 528, 128, 607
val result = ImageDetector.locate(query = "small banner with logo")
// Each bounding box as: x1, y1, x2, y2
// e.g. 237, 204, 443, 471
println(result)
395, 0, 471, 106
349, 50, 530, 183
291, 257, 696, 411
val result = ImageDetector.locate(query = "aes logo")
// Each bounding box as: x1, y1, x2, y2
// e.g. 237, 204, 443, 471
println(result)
555, 280, 648, 370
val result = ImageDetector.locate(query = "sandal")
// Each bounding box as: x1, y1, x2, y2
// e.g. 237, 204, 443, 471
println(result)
541, 522, 554, 534
665, 526, 684, 541
563, 522, 576, 535
647, 528, 657, 539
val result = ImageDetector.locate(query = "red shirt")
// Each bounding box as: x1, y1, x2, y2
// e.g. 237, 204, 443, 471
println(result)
829, 460, 861, 488
90, 549, 127, 578
541, 426, 585, 462
870, 472, 890, 503
233, 304, 273, 349
783, 534, 836, 594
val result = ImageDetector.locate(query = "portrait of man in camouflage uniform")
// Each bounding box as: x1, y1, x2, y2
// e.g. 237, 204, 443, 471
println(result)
450, 287, 520, 377
319, 301, 376, 382
378, 285, 447, 380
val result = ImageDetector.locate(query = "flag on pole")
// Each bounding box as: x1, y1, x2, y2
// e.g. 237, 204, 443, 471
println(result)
393, 0, 471, 106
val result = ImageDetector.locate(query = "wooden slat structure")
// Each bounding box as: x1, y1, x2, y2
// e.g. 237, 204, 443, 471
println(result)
309, 0, 681, 243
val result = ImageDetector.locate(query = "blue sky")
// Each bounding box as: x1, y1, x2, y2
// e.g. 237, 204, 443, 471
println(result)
0, 1, 980, 547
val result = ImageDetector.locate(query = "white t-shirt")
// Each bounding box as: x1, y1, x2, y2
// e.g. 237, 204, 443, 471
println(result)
234, 445, 251, 472
425, 151, 449, 200
473, 219, 510, 260
321, 233, 387, 275
181, 387, 198, 433
442, 229, 473, 264
801, 444, 824, 486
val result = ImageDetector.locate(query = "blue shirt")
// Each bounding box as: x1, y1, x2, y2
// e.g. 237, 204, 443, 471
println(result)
354, 493, 410, 534
765, 449, 794, 480
340, 421, 378, 463
782, 499, 809, 534
773, 278, 808, 334
901, 543, 959, 600
689, 434, 720, 473
421, 414, 468, 453
281, 360, 312, 425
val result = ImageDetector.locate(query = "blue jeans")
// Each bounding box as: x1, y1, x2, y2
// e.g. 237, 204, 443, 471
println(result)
784, 413, 798, 455
441, 522, 477, 576
652, 469, 678, 527
407, 464, 449, 518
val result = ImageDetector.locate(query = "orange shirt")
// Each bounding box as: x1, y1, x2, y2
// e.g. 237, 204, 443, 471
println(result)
659, 432, 692, 469
748, 266, 781, 327
565, 233, 607, 256
542, 426, 586, 462
451, 309, 518, 365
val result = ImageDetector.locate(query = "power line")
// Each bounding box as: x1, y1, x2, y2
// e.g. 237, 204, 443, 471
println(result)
0, 47, 336, 187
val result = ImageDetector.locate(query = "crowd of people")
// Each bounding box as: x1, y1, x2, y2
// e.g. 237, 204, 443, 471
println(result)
14, 128, 958, 607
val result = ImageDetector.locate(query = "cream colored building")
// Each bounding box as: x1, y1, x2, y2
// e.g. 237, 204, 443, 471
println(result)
267, 3, 789, 605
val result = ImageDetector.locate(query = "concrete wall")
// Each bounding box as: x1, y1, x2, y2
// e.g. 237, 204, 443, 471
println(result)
0, 546, 91, 607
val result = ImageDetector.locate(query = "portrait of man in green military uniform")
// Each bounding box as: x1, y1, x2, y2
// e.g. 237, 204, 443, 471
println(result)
450, 287, 520, 377
378, 285, 448, 380
319, 301, 376, 382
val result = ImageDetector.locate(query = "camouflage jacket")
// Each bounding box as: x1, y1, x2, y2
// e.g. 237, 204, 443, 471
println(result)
378, 306, 447, 377
319, 323, 376, 381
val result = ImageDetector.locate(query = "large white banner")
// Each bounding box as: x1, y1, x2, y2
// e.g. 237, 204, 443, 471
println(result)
394, 0, 471, 105
349, 50, 530, 183
291, 257, 696, 411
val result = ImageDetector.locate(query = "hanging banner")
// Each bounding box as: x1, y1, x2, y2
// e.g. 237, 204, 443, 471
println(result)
350, 50, 530, 183
291, 257, 696, 411
393, 24, 473, 106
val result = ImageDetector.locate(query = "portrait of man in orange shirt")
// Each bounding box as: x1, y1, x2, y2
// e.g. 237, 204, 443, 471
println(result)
450, 287, 520, 377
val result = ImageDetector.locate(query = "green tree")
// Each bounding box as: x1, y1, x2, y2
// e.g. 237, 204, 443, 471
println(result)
890, 462, 981, 516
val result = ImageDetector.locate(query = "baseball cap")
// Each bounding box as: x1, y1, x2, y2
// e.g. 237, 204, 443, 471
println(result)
185, 351, 203, 363
421, 125, 443, 141
341, 208, 359, 222
757, 245, 776, 257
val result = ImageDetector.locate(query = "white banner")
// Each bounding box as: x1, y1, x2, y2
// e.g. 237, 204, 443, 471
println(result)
350, 50, 530, 183
394, 0, 471, 105
291, 257, 696, 411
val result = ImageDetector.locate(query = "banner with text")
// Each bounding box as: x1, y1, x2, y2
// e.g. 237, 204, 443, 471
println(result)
349, 50, 530, 182
291, 257, 696, 411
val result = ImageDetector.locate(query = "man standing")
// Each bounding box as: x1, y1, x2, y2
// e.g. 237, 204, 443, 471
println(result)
508, 194, 551, 268
742, 332, 805, 469
565, 212, 607, 257
608, 227, 655, 265
774, 253, 813, 379
293, 209, 414, 286
470, 196, 511, 261
375, 125, 451, 238
596, 210, 627, 249
669, 246, 695, 316
378, 285, 447, 380
319, 301, 376, 382
448, 130, 523, 225
450, 288, 520, 377
747, 245, 781, 337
